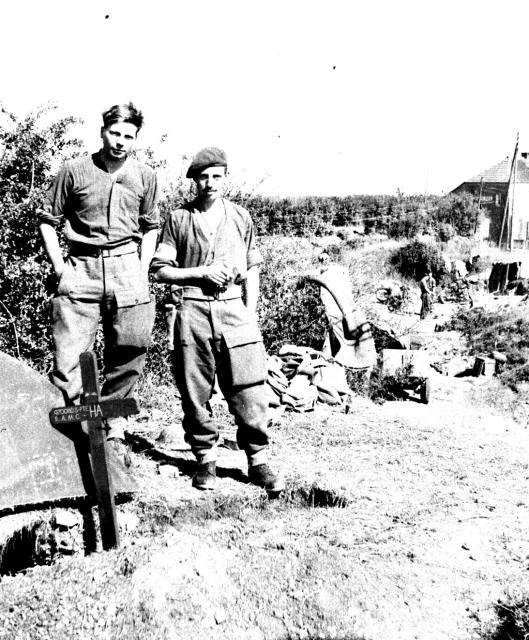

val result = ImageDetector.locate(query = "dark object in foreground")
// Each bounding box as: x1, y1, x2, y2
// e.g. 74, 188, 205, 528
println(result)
192, 461, 217, 491
248, 463, 285, 494
380, 349, 431, 405
0, 351, 136, 517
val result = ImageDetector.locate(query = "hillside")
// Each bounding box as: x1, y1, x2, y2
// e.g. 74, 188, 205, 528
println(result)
1, 235, 529, 640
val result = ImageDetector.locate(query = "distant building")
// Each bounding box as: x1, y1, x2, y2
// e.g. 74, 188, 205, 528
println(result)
452, 154, 529, 247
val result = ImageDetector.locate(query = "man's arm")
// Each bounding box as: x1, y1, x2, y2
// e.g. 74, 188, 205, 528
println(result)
152, 242, 232, 286
154, 263, 231, 287
39, 223, 65, 277
139, 228, 158, 275
245, 266, 260, 313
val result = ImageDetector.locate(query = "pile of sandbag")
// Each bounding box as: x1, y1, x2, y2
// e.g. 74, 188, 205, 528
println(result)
266, 345, 351, 412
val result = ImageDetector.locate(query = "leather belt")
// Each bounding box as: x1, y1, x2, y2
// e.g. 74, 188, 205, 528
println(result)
181, 285, 242, 301
69, 241, 138, 258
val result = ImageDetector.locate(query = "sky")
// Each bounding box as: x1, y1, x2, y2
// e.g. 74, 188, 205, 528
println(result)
2, 0, 529, 197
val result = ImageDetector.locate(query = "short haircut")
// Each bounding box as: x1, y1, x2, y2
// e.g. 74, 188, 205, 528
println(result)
102, 102, 144, 131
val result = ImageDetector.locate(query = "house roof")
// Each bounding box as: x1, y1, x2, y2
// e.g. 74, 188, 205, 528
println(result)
466, 157, 529, 184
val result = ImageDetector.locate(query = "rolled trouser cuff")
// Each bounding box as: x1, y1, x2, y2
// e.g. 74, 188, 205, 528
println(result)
196, 447, 218, 464
246, 448, 268, 468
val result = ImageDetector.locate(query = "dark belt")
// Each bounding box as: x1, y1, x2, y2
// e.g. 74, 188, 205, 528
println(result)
69, 241, 138, 258
181, 285, 242, 301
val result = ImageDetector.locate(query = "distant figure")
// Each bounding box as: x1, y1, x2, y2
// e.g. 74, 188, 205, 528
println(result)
420, 270, 436, 319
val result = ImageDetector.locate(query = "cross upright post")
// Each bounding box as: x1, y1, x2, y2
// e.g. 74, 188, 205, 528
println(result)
80, 351, 120, 550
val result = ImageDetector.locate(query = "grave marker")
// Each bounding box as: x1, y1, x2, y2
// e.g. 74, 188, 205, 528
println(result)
0, 352, 136, 520
49, 351, 139, 550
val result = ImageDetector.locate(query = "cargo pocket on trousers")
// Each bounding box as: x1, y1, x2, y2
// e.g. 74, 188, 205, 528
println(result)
114, 287, 151, 308
222, 322, 267, 387
113, 291, 155, 349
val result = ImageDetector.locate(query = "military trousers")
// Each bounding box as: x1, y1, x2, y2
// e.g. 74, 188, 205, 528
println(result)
172, 293, 269, 463
50, 248, 154, 403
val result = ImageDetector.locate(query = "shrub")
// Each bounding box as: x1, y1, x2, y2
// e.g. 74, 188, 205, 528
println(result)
390, 239, 445, 281
257, 237, 327, 353
0, 104, 83, 371
437, 222, 456, 242
432, 194, 481, 238
387, 205, 433, 239
367, 362, 416, 404
442, 306, 529, 389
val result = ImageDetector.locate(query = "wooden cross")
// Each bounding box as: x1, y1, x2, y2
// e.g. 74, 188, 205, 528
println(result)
49, 351, 139, 550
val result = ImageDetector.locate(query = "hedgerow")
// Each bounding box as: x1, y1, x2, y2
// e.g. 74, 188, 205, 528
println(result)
0, 104, 82, 372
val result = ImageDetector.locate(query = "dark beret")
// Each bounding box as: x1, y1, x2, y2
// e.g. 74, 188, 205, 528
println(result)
186, 147, 228, 179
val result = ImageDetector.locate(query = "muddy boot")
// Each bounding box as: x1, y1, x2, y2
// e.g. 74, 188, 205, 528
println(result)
192, 461, 217, 491
248, 464, 284, 494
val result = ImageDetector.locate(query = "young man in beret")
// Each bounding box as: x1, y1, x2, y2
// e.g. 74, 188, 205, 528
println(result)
151, 147, 283, 493
39, 102, 159, 441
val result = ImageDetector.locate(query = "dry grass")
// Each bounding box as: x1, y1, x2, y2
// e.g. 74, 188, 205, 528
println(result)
2, 372, 529, 639
2, 232, 529, 639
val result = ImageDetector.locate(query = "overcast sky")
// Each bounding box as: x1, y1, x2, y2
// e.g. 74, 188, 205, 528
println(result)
2, 0, 529, 196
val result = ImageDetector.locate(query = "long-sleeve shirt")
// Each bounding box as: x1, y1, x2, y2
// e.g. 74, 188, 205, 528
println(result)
150, 198, 262, 285
38, 152, 159, 248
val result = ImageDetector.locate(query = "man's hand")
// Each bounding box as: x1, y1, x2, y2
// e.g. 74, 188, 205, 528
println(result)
40, 223, 66, 281
202, 264, 233, 287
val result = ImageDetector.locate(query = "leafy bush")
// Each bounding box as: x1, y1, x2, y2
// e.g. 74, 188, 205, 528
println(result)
367, 362, 416, 404
437, 221, 456, 242
483, 595, 529, 640
390, 239, 445, 281
257, 237, 327, 353
442, 307, 529, 389
433, 194, 481, 238
0, 104, 82, 371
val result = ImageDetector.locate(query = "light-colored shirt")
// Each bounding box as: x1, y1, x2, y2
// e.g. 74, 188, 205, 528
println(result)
38, 152, 159, 248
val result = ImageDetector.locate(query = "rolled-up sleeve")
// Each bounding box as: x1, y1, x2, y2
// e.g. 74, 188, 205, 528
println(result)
139, 170, 160, 232
37, 165, 73, 227
150, 215, 178, 274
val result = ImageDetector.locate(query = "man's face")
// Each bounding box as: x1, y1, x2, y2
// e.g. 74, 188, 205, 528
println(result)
100, 121, 138, 161
195, 165, 227, 202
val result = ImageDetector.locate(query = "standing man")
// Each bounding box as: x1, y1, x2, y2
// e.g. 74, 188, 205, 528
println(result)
150, 147, 283, 493
39, 103, 159, 441
419, 269, 436, 319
